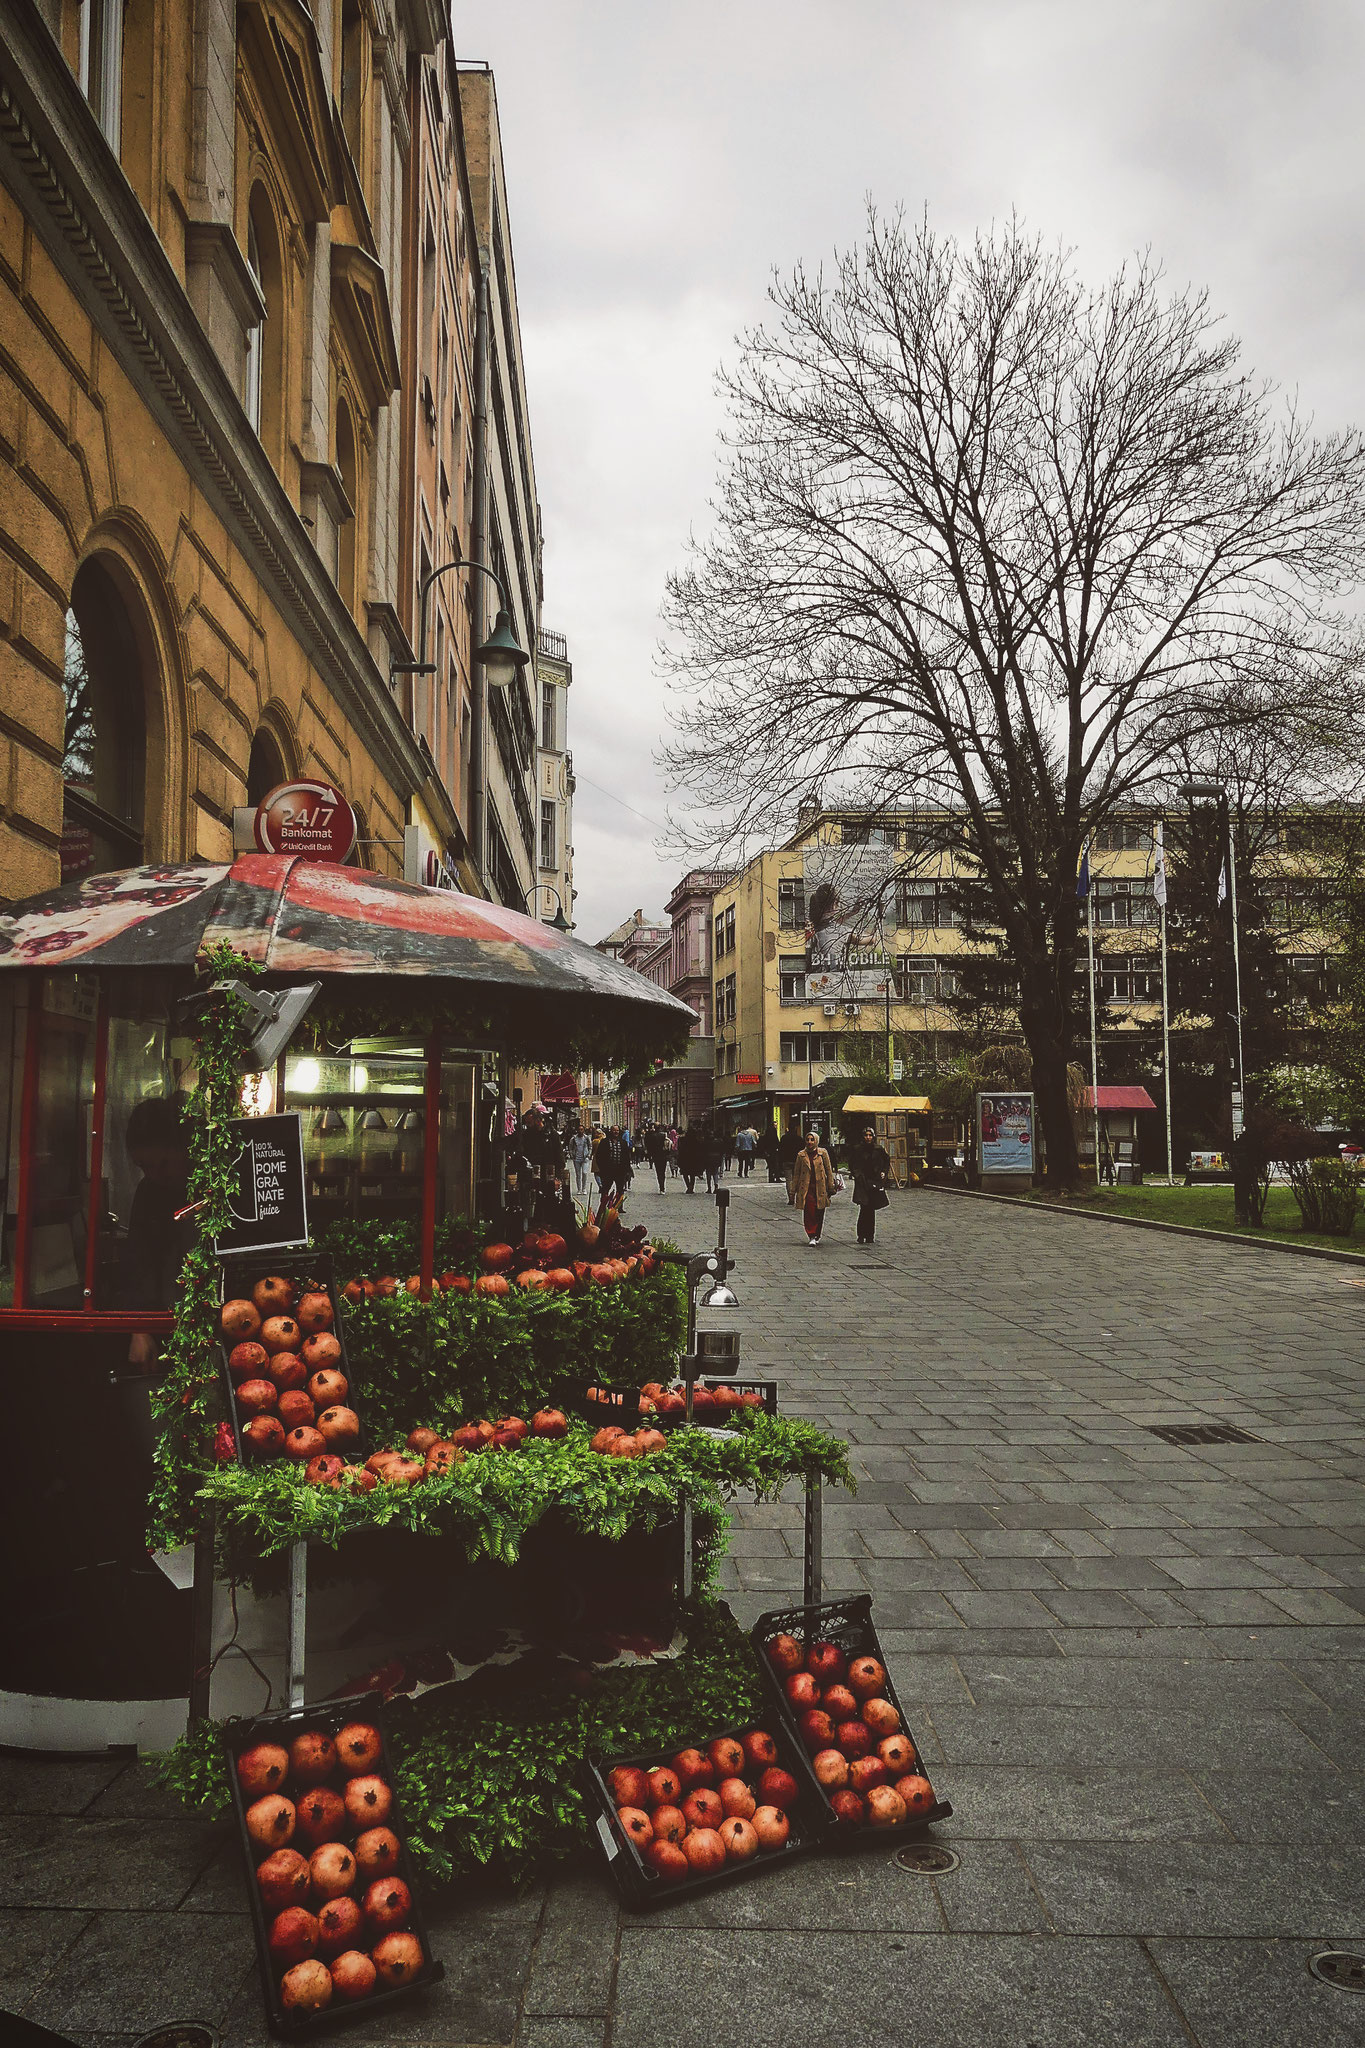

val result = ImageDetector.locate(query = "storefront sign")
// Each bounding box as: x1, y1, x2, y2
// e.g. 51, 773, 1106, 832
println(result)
978, 1091, 1035, 1176
736, 1073, 762, 1085
215, 1112, 310, 1253
254, 781, 357, 863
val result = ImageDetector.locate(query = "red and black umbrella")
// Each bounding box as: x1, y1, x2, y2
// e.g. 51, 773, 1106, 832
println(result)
0, 857, 693, 1063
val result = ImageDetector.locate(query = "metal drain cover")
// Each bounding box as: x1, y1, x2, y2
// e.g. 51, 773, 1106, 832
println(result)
893, 1842, 960, 1875
1309, 1950, 1365, 1994
1146, 1423, 1259, 1446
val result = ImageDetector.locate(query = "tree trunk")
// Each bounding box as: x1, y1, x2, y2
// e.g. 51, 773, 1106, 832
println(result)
1030, 1035, 1080, 1186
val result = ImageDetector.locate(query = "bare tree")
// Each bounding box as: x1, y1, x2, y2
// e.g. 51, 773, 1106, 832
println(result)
662, 212, 1365, 1182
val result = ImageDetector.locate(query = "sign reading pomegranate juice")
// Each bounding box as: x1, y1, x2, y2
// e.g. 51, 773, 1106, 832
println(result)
977, 1091, 1035, 1176
215, 1113, 309, 1254
253, 780, 357, 863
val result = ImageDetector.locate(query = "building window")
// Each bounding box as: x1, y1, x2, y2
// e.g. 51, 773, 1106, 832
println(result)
79, 0, 123, 148
340, 0, 364, 165
541, 680, 556, 751
778, 954, 807, 1003
842, 820, 897, 847
1286, 954, 1339, 1006
244, 213, 263, 434
1094, 879, 1156, 928
1092, 819, 1152, 852
61, 557, 147, 880
779, 1032, 839, 1063
715, 908, 735, 958
540, 799, 556, 870
778, 877, 806, 928
1099, 955, 1160, 1003
896, 879, 957, 928
336, 403, 359, 612
245, 187, 284, 462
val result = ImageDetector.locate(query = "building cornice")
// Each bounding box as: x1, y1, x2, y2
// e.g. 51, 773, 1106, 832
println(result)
0, 0, 435, 815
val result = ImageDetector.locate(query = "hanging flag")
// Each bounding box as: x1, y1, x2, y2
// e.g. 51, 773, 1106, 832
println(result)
1217, 861, 1228, 906
1076, 842, 1091, 900
1153, 821, 1167, 909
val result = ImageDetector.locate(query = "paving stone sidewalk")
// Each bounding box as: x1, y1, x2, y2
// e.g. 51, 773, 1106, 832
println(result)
5, 1178, 1365, 2046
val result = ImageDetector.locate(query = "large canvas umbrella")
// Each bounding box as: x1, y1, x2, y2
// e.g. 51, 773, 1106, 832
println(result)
0, 857, 693, 1062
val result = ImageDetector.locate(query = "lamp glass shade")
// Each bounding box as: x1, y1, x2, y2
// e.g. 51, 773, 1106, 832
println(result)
476, 607, 529, 690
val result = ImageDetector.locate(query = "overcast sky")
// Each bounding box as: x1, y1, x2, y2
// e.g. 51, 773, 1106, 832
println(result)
460, 0, 1365, 942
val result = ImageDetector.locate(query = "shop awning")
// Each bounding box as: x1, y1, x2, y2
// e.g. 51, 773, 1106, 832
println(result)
0, 858, 695, 1065
842, 1094, 932, 1114
538, 1072, 580, 1105
1084, 1086, 1158, 1112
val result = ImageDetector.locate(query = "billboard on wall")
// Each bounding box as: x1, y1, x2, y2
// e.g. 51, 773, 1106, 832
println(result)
802, 842, 897, 1001
977, 1091, 1035, 1176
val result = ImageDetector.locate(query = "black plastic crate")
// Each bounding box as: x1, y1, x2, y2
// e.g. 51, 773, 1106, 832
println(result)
574, 1376, 777, 1435
223, 1690, 443, 2036
694, 1374, 779, 1420
217, 1253, 366, 1468
751, 1595, 953, 1850
583, 1715, 825, 1911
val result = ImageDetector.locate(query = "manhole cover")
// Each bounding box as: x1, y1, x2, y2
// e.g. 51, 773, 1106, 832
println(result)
134, 2027, 218, 2048
1309, 1951, 1365, 1994
1146, 1423, 1259, 1446
893, 1842, 960, 1875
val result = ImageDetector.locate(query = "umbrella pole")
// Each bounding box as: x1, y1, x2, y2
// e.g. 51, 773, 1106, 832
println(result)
420, 1035, 441, 1298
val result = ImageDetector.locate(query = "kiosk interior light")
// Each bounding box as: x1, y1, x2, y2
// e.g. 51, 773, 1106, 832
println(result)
293, 1056, 321, 1094
240, 1071, 274, 1116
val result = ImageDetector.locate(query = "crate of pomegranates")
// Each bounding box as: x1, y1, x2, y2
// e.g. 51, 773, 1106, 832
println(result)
217, 1255, 367, 1476
751, 1596, 953, 1849
583, 1718, 824, 1911
225, 1691, 443, 2034
576, 1375, 777, 1434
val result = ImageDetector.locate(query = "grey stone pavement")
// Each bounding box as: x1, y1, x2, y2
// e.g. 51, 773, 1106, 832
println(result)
5, 1178, 1365, 2046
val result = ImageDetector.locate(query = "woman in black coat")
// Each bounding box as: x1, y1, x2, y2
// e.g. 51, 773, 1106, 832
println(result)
847, 1124, 891, 1244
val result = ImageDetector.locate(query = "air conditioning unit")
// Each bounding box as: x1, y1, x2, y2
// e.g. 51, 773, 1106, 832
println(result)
845, 1003, 862, 1017
822, 1002, 838, 1017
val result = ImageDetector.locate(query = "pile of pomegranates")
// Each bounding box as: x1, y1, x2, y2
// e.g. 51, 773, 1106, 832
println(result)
236, 1716, 426, 2015
607, 1729, 800, 1884
355, 1410, 571, 1482
339, 1218, 664, 1306
586, 1379, 766, 1427
221, 1275, 356, 1464
765, 1633, 937, 1831
588, 1424, 668, 1458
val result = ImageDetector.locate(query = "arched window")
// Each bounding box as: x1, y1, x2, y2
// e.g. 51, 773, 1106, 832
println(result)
336, 401, 358, 611
245, 185, 284, 461
247, 728, 287, 808
62, 557, 148, 879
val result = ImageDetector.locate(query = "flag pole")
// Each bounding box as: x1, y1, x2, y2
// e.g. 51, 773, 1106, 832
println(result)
1086, 860, 1101, 1184
1227, 812, 1246, 1106
1156, 820, 1174, 1183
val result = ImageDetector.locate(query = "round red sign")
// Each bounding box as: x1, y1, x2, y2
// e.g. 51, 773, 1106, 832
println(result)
253, 780, 357, 863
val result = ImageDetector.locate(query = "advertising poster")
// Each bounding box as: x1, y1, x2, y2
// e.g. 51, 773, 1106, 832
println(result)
978, 1091, 1035, 1176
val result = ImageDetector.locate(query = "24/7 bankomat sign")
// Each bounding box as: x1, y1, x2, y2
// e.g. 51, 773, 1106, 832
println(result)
253, 781, 357, 863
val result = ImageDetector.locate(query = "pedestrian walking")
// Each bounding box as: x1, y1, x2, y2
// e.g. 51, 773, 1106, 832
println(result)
568, 1123, 593, 1198
759, 1123, 780, 1183
667, 1125, 680, 1177
704, 1125, 724, 1193
735, 1126, 756, 1178
677, 1123, 703, 1193
644, 1121, 669, 1193
778, 1124, 801, 1203
848, 1123, 891, 1245
593, 1125, 618, 1210
790, 1129, 836, 1245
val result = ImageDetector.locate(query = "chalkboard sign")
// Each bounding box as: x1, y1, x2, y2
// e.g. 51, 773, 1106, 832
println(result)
214, 1113, 310, 1254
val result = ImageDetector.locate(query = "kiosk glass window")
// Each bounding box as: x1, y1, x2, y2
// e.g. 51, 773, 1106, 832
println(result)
23, 975, 101, 1308
0, 978, 28, 1306
95, 984, 192, 1310
286, 1042, 477, 1232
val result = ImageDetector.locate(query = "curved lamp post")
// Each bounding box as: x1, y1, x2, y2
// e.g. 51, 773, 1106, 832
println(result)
523, 881, 574, 934
391, 557, 530, 690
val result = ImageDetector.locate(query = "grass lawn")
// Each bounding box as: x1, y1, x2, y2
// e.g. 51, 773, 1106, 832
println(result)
1024, 1181, 1365, 1258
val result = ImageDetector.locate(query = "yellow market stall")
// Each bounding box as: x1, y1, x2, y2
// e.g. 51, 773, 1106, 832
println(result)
840, 1097, 931, 1187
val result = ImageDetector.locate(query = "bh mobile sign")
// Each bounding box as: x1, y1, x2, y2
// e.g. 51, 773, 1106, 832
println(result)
253, 781, 358, 863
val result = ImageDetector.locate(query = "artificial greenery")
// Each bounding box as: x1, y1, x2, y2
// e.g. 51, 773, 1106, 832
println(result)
153, 1594, 767, 1881
200, 1414, 850, 1587
147, 946, 258, 1550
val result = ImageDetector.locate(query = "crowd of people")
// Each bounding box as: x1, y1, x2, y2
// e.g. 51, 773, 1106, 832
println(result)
504, 1102, 894, 1250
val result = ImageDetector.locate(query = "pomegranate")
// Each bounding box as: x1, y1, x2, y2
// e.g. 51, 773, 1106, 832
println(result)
671, 1748, 715, 1788
812, 1748, 849, 1789
645, 1766, 680, 1807
847, 1756, 889, 1795
478, 1243, 516, 1271
606, 1434, 640, 1458
866, 1785, 908, 1828
406, 1428, 439, 1455
268, 1906, 319, 1969
341, 1279, 365, 1305
635, 1428, 667, 1454
373, 1275, 399, 1297
301, 1332, 342, 1373
296, 1290, 333, 1334
309, 1842, 357, 1900
245, 1793, 296, 1850
496, 1416, 528, 1443
544, 1268, 576, 1292
516, 1268, 549, 1290
277, 1390, 315, 1430
721, 1817, 759, 1862
680, 1787, 723, 1831
252, 1275, 296, 1317
446, 1274, 472, 1293
424, 1441, 462, 1475
805, 1642, 847, 1685
757, 1767, 799, 1811
340, 1464, 376, 1492
822, 1684, 857, 1721
220, 1298, 261, 1341
256, 1848, 311, 1912
650, 1803, 687, 1845
475, 1273, 510, 1297
289, 1730, 337, 1784
708, 1736, 745, 1777
307, 1368, 348, 1408
243, 1415, 286, 1457
451, 1424, 483, 1453
531, 1408, 569, 1437
879, 1734, 915, 1773
316, 1894, 364, 1956
284, 1425, 326, 1462
228, 1340, 269, 1379
617, 1804, 653, 1847
344, 1775, 393, 1826
237, 1742, 289, 1798
234, 1378, 277, 1418
752, 1804, 790, 1849
329, 1949, 377, 2001
335, 1721, 383, 1774
371, 1931, 423, 1986
608, 1765, 650, 1808
682, 1827, 726, 1874
316, 1406, 360, 1448
644, 1839, 689, 1882
304, 1454, 346, 1488
847, 1655, 885, 1699
279, 1959, 332, 2012
354, 1826, 400, 1878
260, 1315, 301, 1356
895, 1773, 936, 1813
785, 1672, 819, 1709
837, 1719, 872, 1761
268, 1351, 308, 1392
379, 1459, 424, 1485
718, 1776, 756, 1819
829, 1788, 865, 1827
362, 1876, 411, 1932
295, 1787, 346, 1848
862, 1697, 901, 1737
797, 1709, 834, 1752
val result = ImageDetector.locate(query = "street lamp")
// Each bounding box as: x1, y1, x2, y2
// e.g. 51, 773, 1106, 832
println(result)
391, 558, 530, 687
802, 1018, 815, 1129
523, 881, 573, 934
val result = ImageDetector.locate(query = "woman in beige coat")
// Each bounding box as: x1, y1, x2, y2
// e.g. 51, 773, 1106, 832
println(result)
790, 1130, 836, 1245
